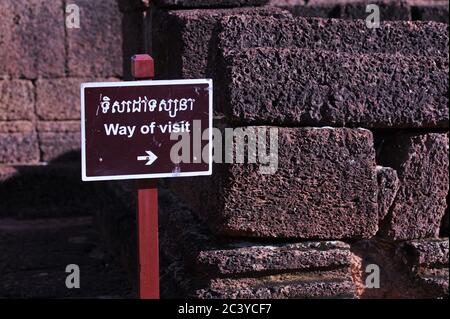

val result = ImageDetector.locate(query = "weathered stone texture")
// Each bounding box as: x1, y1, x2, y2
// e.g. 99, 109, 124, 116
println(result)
376, 166, 400, 221
352, 238, 449, 299
269, 0, 449, 23
36, 79, 83, 121
0, 80, 34, 121
154, 0, 268, 8
0, 122, 39, 164
0, 0, 65, 78
397, 239, 449, 298
270, 0, 412, 20
152, 7, 291, 79
218, 16, 448, 57
170, 127, 379, 239
196, 241, 352, 276
401, 239, 449, 268
269, 0, 338, 18
218, 48, 448, 128
195, 273, 356, 298
67, 0, 122, 77
92, 181, 358, 298
154, 9, 449, 85
37, 121, 80, 162
159, 190, 357, 299
378, 133, 449, 240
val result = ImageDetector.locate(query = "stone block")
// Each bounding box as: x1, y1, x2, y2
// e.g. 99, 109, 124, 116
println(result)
401, 239, 449, 267
0, 80, 34, 121
67, 0, 122, 77
0, 121, 39, 164
154, 0, 268, 8
378, 133, 449, 240
397, 239, 449, 298
152, 7, 291, 79
36, 78, 119, 121
170, 127, 379, 239
217, 48, 448, 128
0, 0, 65, 78
159, 190, 357, 299
218, 15, 448, 57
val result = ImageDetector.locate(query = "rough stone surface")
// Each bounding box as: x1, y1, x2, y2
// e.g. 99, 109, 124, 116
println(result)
0, 122, 39, 164
218, 15, 448, 57
170, 127, 379, 239
352, 238, 449, 299
196, 242, 352, 276
269, 0, 449, 23
0, 80, 35, 121
376, 166, 400, 221
400, 239, 449, 268
162, 195, 353, 274
378, 133, 449, 240
37, 121, 80, 162
36, 78, 119, 120
0, 0, 65, 78
412, 268, 449, 297
269, 0, 338, 18
217, 48, 448, 128
159, 189, 357, 299
36, 79, 83, 120
397, 239, 449, 298
271, 0, 412, 20
154, 0, 268, 8
195, 272, 356, 299
152, 7, 291, 79
67, 0, 122, 77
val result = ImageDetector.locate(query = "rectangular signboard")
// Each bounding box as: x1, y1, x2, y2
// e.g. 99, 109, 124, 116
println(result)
81, 79, 213, 181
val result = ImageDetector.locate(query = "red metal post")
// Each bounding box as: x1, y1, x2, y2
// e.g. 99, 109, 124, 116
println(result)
131, 54, 160, 299
137, 179, 159, 299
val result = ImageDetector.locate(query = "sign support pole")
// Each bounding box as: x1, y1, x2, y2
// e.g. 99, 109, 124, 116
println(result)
131, 54, 160, 299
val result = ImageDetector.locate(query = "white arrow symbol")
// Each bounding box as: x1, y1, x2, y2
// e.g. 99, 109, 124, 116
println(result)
137, 151, 158, 166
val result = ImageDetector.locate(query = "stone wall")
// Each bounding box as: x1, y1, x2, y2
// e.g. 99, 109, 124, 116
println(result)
1, 0, 448, 299
105, 0, 448, 299
0, 0, 123, 217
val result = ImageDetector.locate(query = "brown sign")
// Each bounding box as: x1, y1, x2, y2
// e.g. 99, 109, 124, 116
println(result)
81, 79, 212, 181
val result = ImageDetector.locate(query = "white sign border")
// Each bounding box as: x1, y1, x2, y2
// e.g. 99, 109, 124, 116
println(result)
81, 79, 213, 182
